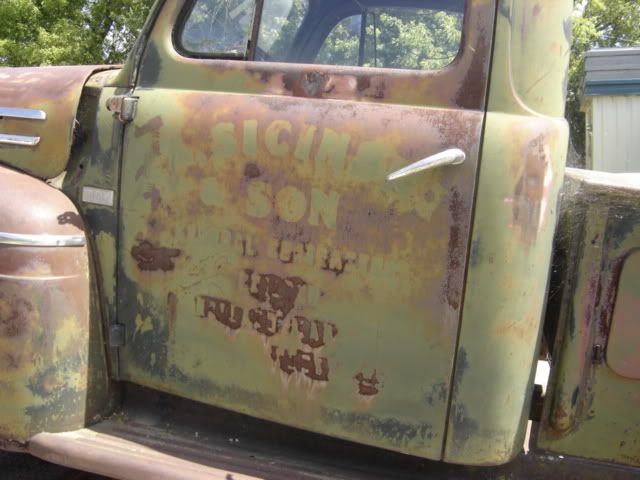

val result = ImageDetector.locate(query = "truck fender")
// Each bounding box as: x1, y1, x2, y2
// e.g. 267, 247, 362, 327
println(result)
0, 165, 92, 446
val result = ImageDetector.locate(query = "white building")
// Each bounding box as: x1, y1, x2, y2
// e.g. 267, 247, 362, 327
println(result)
582, 47, 640, 172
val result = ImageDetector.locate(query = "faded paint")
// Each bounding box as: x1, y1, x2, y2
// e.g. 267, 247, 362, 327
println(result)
0, 0, 588, 471
131, 240, 181, 272
607, 251, 640, 380
139, 1, 494, 110
0, 165, 95, 443
444, 0, 572, 466
537, 168, 640, 467
0, 66, 117, 179
114, 0, 496, 462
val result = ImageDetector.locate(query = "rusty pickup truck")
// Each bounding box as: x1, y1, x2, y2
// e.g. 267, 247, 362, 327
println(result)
0, 0, 639, 479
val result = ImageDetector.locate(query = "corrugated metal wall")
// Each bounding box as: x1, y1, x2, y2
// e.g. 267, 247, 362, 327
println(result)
589, 95, 640, 172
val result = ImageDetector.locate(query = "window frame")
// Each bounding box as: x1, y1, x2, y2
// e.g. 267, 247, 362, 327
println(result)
173, 0, 266, 60
173, 0, 466, 72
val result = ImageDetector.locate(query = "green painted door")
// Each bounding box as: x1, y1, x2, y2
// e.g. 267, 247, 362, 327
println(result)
116, 0, 496, 460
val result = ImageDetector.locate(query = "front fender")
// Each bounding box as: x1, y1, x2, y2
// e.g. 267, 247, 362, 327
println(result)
0, 66, 116, 179
0, 165, 93, 446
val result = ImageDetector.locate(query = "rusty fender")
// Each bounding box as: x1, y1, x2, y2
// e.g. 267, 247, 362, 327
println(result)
0, 66, 117, 179
0, 165, 95, 447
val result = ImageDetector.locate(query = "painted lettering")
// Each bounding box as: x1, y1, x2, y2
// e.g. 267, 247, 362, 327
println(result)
245, 269, 305, 323
294, 123, 317, 177
245, 180, 341, 229
355, 370, 380, 396
265, 120, 292, 157
308, 188, 339, 229
270, 346, 329, 382
200, 295, 243, 330
296, 316, 338, 349
275, 185, 307, 223
246, 180, 272, 219
243, 119, 258, 159
316, 128, 350, 175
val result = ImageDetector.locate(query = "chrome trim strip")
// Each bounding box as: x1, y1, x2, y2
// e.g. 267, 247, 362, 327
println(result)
0, 232, 85, 247
0, 107, 47, 121
0, 133, 41, 147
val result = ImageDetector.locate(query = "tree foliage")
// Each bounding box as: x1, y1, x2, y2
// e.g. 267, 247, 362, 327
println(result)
315, 8, 462, 70
568, 0, 640, 159
0, 0, 155, 66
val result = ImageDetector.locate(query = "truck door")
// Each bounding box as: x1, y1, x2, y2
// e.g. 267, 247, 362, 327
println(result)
116, 0, 495, 460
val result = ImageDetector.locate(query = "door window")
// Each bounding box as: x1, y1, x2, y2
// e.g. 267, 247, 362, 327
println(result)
316, 8, 463, 70
177, 0, 464, 70
180, 0, 258, 57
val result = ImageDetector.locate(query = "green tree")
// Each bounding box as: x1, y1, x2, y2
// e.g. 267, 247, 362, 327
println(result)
0, 0, 155, 67
568, 0, 640, 161
316, 7, 462, 70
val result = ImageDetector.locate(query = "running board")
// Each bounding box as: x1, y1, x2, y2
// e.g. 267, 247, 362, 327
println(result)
29, 430, 259, 480
26, 385, 640, 480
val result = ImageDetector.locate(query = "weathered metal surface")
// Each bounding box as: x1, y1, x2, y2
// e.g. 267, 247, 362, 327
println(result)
59, 68, 126, 385
139, 0, 494, 110
607, 251, 640, 379
0, 66, 116, 179
444, 0, 572, 466
28, 384, 640, 480
113, 0, 495, 462
536, 168, 640, 467
0, 165, 91, 444
30, 430, 262, 480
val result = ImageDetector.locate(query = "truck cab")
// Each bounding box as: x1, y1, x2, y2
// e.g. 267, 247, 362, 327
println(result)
0, 1, 638, 478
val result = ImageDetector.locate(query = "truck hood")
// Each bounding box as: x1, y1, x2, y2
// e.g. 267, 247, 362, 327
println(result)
0, 66, 118, 179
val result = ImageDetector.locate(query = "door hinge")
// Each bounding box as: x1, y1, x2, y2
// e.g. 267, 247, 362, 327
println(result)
106, 95, 138, 124
592, 344, 605, 364
110, 323, 126, 348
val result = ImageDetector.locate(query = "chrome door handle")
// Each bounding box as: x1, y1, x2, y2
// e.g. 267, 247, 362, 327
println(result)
387, 148, 465, 181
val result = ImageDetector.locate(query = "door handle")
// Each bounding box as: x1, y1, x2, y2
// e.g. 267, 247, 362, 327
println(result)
387, 148, 465, 181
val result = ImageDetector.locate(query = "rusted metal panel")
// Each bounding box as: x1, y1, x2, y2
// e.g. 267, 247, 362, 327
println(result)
0, 165, 91, 445
118, 91, 485, 460
139, 0, 495, 110
114, 0, 496, 462
444, 0, 572, 466
27, 384, 640, 480
536, 168, 640, 467
607, 251, 640, 379
0, 66, 116, 179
